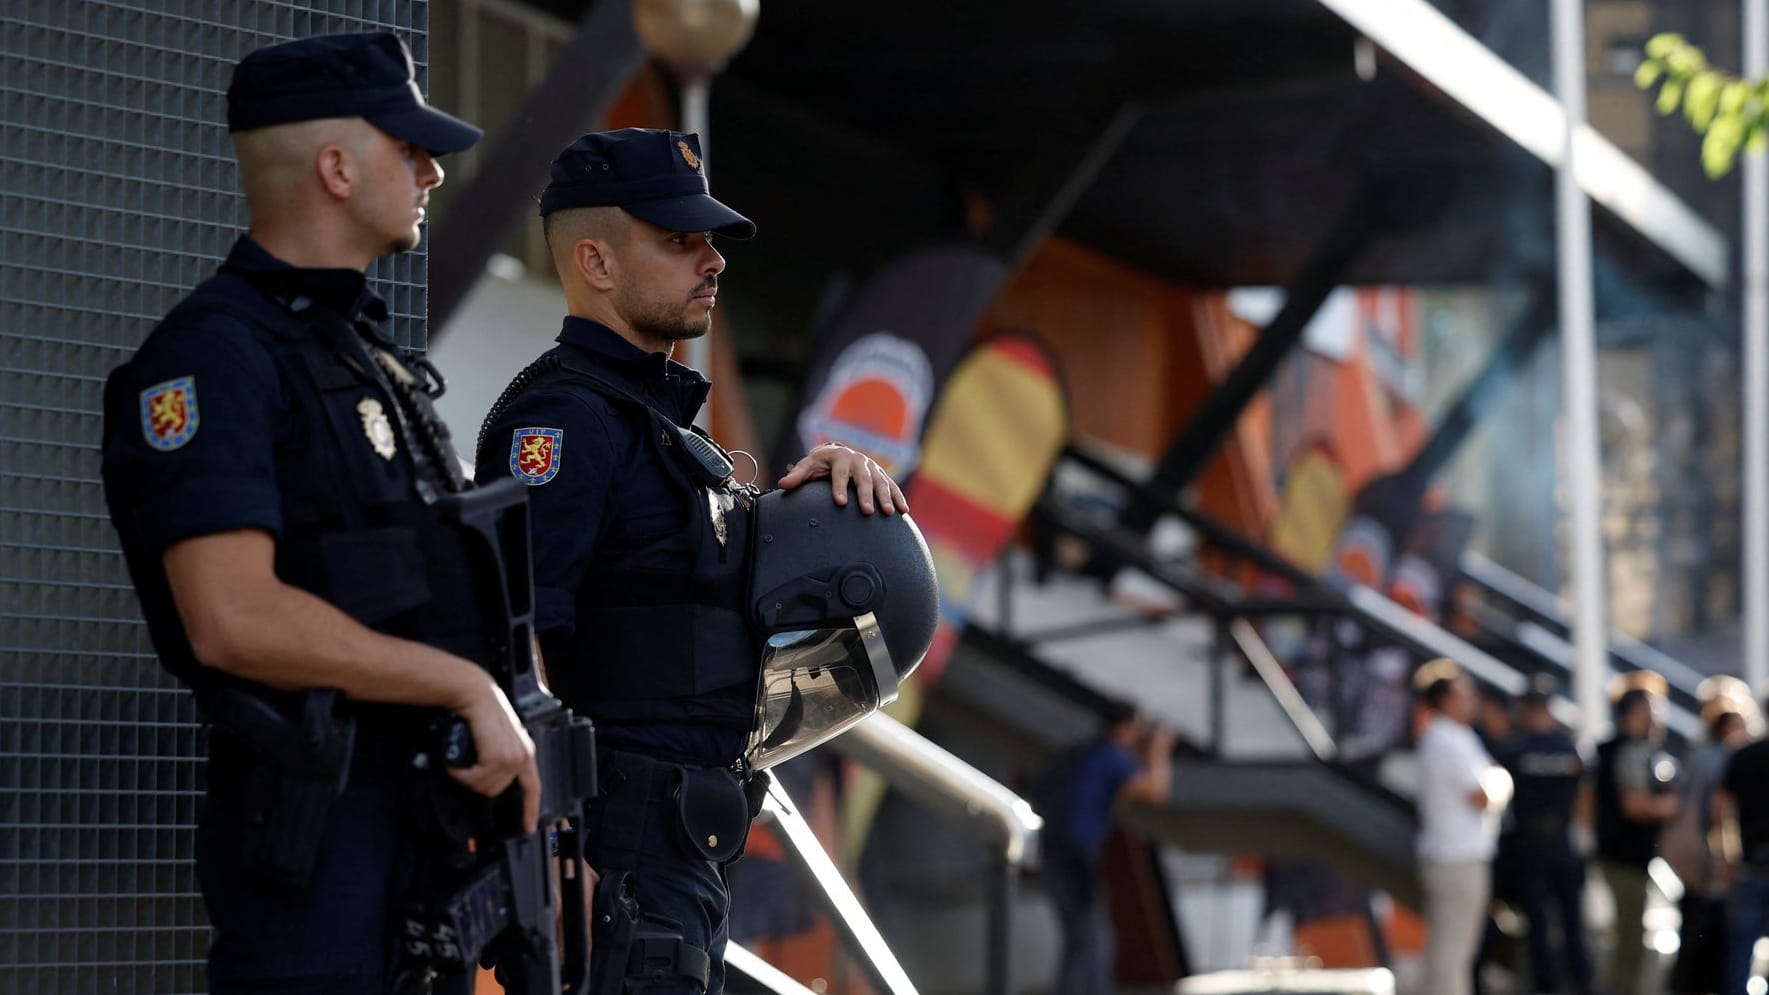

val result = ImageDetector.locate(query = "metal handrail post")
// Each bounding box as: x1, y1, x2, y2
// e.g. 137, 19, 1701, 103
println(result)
725, 943, 820, 995
825, 712, 1043, 993
985, 851, 1015, 995
1229, 618, 1338, 762
829, 712, 1044, 867
757, 780, 920, 995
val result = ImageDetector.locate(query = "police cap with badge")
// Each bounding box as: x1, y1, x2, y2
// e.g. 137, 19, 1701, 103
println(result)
228, 31, 482, 154
538, 128, 756, 238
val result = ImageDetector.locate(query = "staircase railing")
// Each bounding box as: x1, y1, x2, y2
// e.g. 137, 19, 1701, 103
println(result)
1461, 551, 1708, 714
1049, 444, 1705, 748
752, 780, 920, 995
1228, 618, 1338, 762
737, 713, 1043, 995
725, 942, 820, 995
831, 713, 1044, 995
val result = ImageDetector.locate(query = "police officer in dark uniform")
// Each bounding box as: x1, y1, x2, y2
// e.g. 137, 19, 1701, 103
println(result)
474, 128, 908, 994
1503, 681, 1595, 995
1595, 677, 1680, 995
100, 34, 540, 995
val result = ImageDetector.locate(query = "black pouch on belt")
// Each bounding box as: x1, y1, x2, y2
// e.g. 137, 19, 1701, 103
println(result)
213, 688, 356, 889
670, 767, 751, 864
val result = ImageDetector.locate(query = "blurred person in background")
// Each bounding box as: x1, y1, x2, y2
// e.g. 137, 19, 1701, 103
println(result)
1477, 688, 1517, 756
1414, 659, 1512, 995
1505, 678, 1595, 995
1033, 703, 1175, 995
1595, 674, 1681, 995
1668, 682, 1756, 995
1473, 687, 1521, 995
1717, 687, 1769, 995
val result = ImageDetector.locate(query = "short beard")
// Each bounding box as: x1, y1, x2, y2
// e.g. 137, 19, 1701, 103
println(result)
621, 286, 712, 343
652, 317, 711, 342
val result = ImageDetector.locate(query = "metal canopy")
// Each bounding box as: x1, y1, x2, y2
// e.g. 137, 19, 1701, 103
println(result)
1322, 0, 1727, 288
693, 0, 1727, 291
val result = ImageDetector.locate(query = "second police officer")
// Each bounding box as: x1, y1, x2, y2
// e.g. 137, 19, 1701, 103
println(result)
475, 128, 915, 994
1502, 680, 1595, 995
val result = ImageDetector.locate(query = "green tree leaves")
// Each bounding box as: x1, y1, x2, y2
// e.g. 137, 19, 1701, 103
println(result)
1634, 32, 1768, 178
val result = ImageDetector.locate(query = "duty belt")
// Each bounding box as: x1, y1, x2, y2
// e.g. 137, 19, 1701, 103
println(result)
590, 750, 765, 868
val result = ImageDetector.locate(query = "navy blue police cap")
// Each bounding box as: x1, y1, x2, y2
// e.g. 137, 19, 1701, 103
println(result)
538, 129, 755, 239
227, 33, 482, 155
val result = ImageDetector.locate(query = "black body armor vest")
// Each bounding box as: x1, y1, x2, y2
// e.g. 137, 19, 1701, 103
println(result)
485, 353, 761, 731
134, 273, 486, 717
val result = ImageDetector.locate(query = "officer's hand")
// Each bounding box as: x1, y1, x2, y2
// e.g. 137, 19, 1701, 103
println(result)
778, 442, 908, 516
451, 683, 543, 833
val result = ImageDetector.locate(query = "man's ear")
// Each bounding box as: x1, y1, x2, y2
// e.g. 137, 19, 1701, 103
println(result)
573, 239, 617, 291
315, 144, 353, 200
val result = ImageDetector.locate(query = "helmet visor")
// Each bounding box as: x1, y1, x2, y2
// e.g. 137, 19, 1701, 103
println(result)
744, 612, 898, 771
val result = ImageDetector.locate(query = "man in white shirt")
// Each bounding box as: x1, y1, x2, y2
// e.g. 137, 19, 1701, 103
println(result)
1415, 659, 1512, 995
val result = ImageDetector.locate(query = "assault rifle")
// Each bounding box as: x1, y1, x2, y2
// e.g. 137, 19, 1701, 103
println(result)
393, 478, 598, 995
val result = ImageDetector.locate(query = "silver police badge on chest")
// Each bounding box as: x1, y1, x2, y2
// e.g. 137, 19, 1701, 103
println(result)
357, 398, 398, 460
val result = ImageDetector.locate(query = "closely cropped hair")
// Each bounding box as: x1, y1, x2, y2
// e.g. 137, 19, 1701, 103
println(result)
542, 205, 627, 252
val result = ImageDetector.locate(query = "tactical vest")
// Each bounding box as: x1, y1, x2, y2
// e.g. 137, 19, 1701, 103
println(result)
149, 272, 488, 711
1508, 730, 1581, 842
482, 351, 761, 730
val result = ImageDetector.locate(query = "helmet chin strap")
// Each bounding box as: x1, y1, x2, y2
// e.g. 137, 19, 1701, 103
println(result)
759, 682, 806, 753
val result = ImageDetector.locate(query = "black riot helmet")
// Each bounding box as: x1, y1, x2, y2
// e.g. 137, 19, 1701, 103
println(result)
743, 483, 938, 770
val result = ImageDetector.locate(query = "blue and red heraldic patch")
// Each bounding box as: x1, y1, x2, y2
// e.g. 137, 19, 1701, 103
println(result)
140, 376, 199, 451
510, 427, 563, 485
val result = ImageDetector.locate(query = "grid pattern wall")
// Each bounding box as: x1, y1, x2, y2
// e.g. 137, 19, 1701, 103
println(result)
0, 3, 431, 992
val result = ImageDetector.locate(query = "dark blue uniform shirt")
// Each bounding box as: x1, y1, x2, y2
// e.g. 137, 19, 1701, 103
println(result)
106, 239, 376, 543
1506, 728, 1584, 846
474, 317, 748, 765
102, 238, 405, 688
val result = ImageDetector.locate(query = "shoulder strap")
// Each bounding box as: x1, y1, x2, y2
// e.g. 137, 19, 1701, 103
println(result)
477, 349, 740, 497
162, 280, 298, 340
475, 352, 662, 457
175, 277, 462, 497
477, 355, 560, 459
